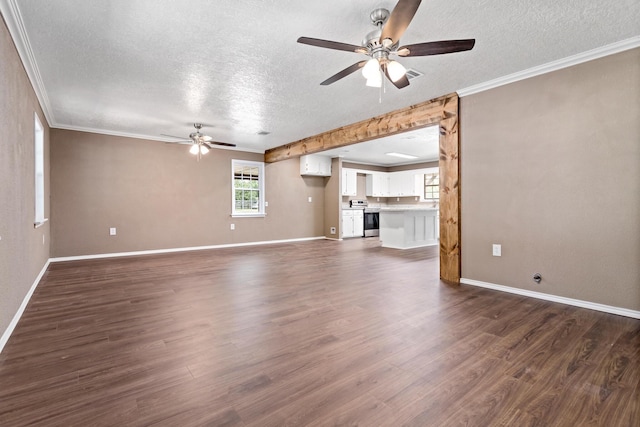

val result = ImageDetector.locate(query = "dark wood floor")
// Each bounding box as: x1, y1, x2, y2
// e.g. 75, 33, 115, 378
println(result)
1, 238, 638, 426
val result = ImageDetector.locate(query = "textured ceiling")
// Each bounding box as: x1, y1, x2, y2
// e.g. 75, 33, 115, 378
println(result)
2, 0, 639, 161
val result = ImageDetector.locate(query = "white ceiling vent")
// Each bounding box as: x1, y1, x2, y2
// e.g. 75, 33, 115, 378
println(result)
405, 68, 424, 81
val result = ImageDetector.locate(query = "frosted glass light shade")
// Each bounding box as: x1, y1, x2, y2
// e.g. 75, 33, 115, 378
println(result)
189, 144, 200, 155
387, 60, 406, 82
362, 58, 380, 79
200, 145, 209, 155
366, 71, 382, 87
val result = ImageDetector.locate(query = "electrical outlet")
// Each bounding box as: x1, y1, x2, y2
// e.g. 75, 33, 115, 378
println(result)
109, 227, 116, 236
492, 244, 501, 257
330, 227, 336, 234
230, 224, 235, 230
308, 196, 312, 203
265, 201, 268, 207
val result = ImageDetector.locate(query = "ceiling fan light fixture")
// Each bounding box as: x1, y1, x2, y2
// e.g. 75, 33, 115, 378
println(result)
366, 71, 382, 87
387, 60, 407, 82
189, 144, 200, 155
199, 145, 209, 155
362, 58, 380, 79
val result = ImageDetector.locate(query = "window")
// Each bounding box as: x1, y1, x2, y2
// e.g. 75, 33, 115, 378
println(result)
232, 160, 265, 216
424, 173, 439, 200
34, 113, 46, 227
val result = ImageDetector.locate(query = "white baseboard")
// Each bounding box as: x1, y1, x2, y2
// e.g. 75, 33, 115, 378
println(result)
49, 236, 327, 263
0, 259, 50, 354
460, 278, 640, 319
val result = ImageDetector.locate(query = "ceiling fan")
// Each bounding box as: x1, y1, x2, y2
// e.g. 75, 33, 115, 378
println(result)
162, 123, 236, 159
297, 0, 475, 89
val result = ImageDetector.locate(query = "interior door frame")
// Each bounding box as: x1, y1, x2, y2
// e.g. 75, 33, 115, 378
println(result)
265, 93, 461, 283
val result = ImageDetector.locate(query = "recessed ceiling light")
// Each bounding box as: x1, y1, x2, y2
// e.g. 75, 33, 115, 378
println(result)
386, 152, 419, 160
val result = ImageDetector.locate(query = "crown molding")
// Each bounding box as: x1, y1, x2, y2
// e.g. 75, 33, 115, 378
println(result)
458, 36, 640, 97
53, 124, 266, 153
0, 0, 54, 126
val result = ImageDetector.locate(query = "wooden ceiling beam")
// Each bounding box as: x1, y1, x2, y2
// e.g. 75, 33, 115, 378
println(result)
264, 93, 458, 163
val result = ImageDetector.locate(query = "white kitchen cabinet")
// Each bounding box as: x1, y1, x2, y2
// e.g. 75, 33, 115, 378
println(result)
342, 168, 357, 196
353, 209, 364, 237
342, 209, 364, 238
389, 172, 419, 197
366, 172, 390, 197
300, 154, 332, 176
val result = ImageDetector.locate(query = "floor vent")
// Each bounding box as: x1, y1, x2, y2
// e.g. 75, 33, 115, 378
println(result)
405, 68, 424, 80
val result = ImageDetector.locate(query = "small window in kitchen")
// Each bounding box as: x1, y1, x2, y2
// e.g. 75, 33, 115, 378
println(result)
232, 159, 265, 217
424, 173, 439, 200
34, 113, 47, 227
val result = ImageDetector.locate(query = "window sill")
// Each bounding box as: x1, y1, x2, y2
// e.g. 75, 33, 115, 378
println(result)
231, 213, 266, 218
34, 218, 49, 229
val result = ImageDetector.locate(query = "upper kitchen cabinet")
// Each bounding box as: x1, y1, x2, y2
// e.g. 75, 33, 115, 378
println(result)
342, 168, 357, 196
366, 172, 390, 197
300, 154, 332, 176
389, 172, 419, 197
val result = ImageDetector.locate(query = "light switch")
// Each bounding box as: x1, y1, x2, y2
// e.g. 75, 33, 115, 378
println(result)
109, 227, 116, 236
230, 224, 235, 230
308, 196, 312, 203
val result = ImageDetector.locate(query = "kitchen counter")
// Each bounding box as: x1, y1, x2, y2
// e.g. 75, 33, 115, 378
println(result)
379, 206, 438, 211
379, 208, 439, 249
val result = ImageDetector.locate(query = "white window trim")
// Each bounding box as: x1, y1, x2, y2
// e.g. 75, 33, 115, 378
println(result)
231, 159, 266, 217
34, 113, 47, 228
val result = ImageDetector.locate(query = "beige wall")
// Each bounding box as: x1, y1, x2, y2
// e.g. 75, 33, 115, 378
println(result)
460, 48, 640, 311
0, 17, 51, 339
324, 157, 341, 238
50, 130, 325, 257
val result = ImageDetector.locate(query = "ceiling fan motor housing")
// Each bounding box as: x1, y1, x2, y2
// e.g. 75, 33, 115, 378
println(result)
370, 8, 390, 26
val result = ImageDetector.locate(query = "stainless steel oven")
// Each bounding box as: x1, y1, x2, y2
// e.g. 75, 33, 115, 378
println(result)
349, 200, 379, 238
364, 209, 379, 237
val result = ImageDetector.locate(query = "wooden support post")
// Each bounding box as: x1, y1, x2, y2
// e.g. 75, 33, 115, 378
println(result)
439, 116, 461, 283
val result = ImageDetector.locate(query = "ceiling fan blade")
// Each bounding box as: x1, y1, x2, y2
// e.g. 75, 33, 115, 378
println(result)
297, 37, 365, 53
382, 63, 410, 89
397, 39, 476, 57
321, 61, 368, 85
380, 0, 422, 46
164, 141, 193, 145
206, 141, 237, 148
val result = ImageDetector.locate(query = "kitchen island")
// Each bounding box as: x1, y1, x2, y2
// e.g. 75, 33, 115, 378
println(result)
379, 207, 439, 249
